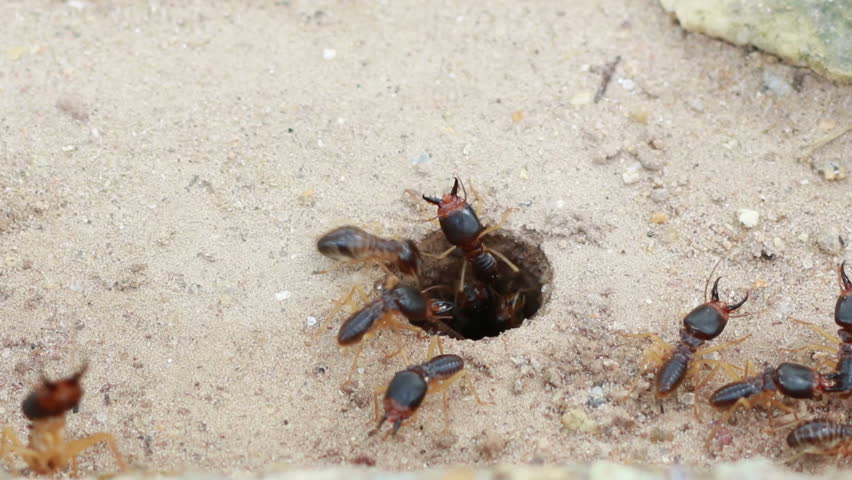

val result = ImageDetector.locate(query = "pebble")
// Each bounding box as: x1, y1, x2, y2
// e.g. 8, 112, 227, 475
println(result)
773, 237, 785, 250
322, 48, 337, 60
305, 316, 317, 327
637, 149, 666, 171
661, 227, 680, 244
622, 162, 642, 185
587, 386, 607, 408
650, 188, 669, 203
274, 290, 291, 301
649, 427, 674, 442
561, 408, 597, 433
678, 392, 695, 406
411, 153, 432, 165
686, 98, 704, 112
762, 69, 792, 95
798, 233, 810, 243
433, 430, 458, 449
649, 212, 668, 224
817, 227, 843, 254
814, 159, 847, 181
737, 208, 760, 228
477, 432, 507, 460
570, 90, 594, 105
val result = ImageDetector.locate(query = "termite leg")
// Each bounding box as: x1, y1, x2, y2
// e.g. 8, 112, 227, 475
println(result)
64, 433, 128, 473
705, 397, 758, 450
372, 385, 388, 424
1, 427, 35, 473
475, 208, 515, 241
457, 259, 467, 293
315, 285, 370, 338
790, 317, 840, 345
694, 335, 750, 357
343, 341, 368, 387
383, 331, 410, 364
484, 246, 521, 273
617, 332, 671, 372
782, 344, 839, 355
425, 245, 458, 260
426, 336, 445, 358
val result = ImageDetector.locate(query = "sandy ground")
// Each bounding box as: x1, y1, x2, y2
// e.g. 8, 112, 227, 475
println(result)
1, 0, 851, 475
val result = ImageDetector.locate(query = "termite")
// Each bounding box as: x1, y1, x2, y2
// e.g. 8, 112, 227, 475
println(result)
705, 362, 834, 448
619, 268, 750, 398
422, 178, 519, 293
0, 365, 127, 475
316, 225, 421, 280
370, 339, 491, 436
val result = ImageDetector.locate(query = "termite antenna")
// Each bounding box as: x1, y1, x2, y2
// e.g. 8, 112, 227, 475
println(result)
704, 258, 723, 301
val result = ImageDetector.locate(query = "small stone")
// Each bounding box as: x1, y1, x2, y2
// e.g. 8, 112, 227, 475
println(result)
628, 109, 648, 125
622, 162, 642, 185
519, 167, 529, 179
661, 227, 680, 244
512, 111, 524, 123
737, 209, 760, 228
434, 430, 458, 449
637, 149, 666, 171
650, 188, 669, 203
650, 212, 668, 224
570, 91, 594, 105
686, 98, 704, 112
322, 48, 336, 60
814, 159, 847, 181
588, 386, 607, 408
561, 408, 597, 433
678, 392, 695, 406
773, 237, 785, 250
762, 69, 792, 95
305, 316, 317, 327
649, 427, 674, 442
817, 227, 843, 254
274, 290, 291, 301
593, 141, 623, 164
477, 432, 507, 460
411, 153, 432, 165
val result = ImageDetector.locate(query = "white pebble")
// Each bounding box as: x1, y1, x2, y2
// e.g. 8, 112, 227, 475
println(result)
737, 209, 759, 228
817, 228, 842, 254
274, 290, 291, 301
306, 316, 317, 327
322, 48, 336, 60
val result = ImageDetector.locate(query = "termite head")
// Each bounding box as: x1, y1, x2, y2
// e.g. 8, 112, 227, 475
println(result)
429, 299, 455, 316
836, 262, 852, 329
422, 178, 483, 246
389, 284, 428, 322
774, 363, 821, 399
397, 240, 421, 277
380, 369, 428, 435
22, 365, 87, 420
683, 278, 748, 340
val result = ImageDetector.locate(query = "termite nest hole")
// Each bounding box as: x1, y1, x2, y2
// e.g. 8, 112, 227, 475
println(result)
416, 230, 553, 340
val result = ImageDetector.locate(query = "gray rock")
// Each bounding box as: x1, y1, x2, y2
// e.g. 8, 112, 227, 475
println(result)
661, 0, 852, 83
817, 227, 843, 254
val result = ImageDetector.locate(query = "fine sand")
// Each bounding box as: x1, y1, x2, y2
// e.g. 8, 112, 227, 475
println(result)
1, 0, 851, 475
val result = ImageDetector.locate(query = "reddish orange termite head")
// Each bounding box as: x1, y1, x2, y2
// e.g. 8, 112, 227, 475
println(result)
22, 365, 87, 420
